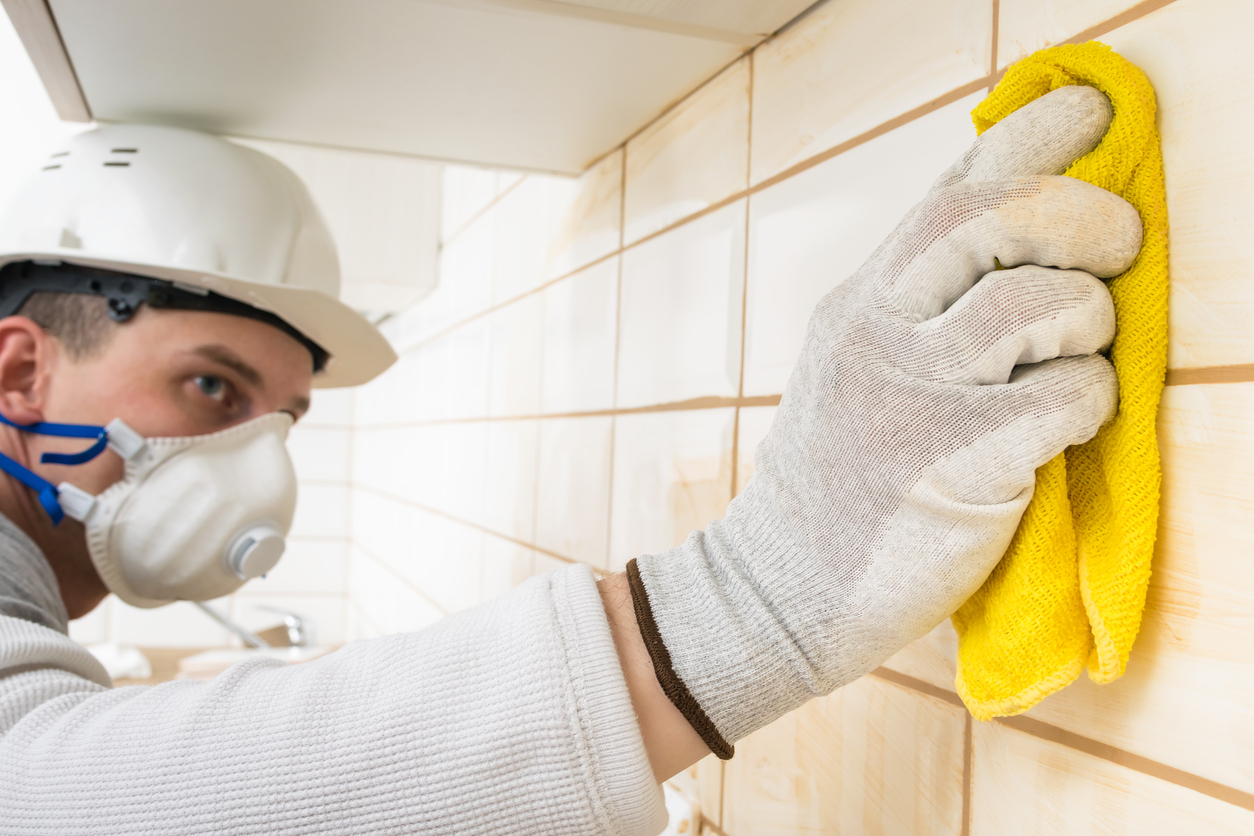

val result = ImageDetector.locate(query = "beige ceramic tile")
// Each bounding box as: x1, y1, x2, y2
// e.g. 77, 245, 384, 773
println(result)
971, 722, 1254, 834
231, 594, 347, 645
881, 620, 961, 694
349, 489, 419, 582
286, 425, 351, 483
395, 319, 490, 423
487, 293, 545, 417
236, 138, 442, 316
541, 257, 619, 415
532, 552, 574, 578
347, 545, 445, 636
1098, 0, 1254, 368
490, 177, 553, 304
351, 349, 422, 428
394, 211, 495, 349
352, 423, 486, 525
617, 200, 746, 409
998, 0, 1148, 68
734, 405, 776, 495
348, 425, 399, 497
302, 387, 354, 427
491, 175, 587, 304
496, 171, 524, 195
664, 771, 697, 807
380, 335, 449, 425
290, 484, 349, 539
374, 305, 426, 359
661, 785, 699, 835
724, 675, 967, 835
442, 164, 500, 242
480, 536, 534, 603
623, 57, 750, 246
430, 423, 489, 523
743, 93, 983, 396
110, 598, 234, 648
667, 754, 723, 830
422, 340, 463, 424
546, 149, 623, 281
345, 601, 382, 642
534, 416, 614, 566
750, 0, 991, 185
350, 491, 484, 614
247, 539, 347, 595
608, 409, 735, 571
445, 319, 495, 420
481, 419, 539, 542
1016, 383, 1254, 794
697, 756, 723, 829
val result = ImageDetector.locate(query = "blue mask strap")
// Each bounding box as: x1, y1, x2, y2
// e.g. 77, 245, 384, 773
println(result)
0, 413, 114, 525
0, 414, 110, 465
0, 454, 64, 525
40, 433, 110, 465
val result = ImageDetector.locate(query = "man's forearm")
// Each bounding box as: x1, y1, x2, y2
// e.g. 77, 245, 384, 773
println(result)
1, 566, 669, 835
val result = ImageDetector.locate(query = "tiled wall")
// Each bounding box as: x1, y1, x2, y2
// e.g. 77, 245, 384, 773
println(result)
345, 0, 1254, 831
231, 138, 444, 317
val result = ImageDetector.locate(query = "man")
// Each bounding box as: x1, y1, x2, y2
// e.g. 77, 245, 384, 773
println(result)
0, 85, 1138, 834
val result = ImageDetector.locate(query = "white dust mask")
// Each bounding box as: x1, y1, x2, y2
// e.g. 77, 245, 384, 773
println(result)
0, 411, 297, 607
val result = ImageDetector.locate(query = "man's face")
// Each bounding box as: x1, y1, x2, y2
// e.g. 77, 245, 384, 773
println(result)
32, 305, 313, 495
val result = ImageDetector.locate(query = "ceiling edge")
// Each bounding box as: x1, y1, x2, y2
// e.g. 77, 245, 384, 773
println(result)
2, 0, 91, 122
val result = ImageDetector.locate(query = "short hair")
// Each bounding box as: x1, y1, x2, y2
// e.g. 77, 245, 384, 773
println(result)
16, 292, 117, 360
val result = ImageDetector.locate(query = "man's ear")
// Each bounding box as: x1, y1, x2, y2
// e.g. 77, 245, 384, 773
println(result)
0, 316, 56, 425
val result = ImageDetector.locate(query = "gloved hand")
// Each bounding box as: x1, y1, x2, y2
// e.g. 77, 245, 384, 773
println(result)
627, 85, 1143, 758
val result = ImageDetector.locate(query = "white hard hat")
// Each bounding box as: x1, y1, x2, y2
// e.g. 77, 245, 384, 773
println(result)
0, 123, 396, 388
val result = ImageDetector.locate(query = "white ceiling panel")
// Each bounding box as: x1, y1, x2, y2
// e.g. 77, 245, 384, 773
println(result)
44, 0, 819, 173
558, 0, 818, 36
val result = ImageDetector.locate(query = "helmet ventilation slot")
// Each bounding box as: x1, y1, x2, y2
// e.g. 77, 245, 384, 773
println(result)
105, 149, 137, 167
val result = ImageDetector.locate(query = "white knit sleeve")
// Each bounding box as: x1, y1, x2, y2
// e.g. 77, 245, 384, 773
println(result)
0, 564, 667, 836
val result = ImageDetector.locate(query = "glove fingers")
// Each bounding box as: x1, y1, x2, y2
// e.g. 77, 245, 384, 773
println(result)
909, 265, 1115, 385
879, 175, 1141, 321
936, 86, 1112, 185
998, 353, 1118, 471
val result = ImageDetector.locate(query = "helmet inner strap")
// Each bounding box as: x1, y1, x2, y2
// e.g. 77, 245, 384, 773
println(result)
0, 261, 328, 373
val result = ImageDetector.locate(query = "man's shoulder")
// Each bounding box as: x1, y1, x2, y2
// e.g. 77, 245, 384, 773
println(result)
0, 514, 68, 634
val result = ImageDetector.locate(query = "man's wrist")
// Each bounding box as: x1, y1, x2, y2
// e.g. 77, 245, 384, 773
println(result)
624, 558, 734, 760
597, 570, 712, 780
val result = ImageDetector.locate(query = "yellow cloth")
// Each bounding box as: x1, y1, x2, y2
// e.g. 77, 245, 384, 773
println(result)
951, 42, 1169, 721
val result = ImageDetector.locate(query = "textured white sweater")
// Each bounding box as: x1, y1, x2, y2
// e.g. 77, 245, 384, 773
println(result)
0, 516, 667, 835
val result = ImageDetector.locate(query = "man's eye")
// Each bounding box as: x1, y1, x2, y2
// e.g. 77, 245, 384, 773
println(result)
195, 376, 228, 402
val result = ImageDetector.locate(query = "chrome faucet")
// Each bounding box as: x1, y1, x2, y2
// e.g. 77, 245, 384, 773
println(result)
192, 601, 270, 648
255, 604, 310, 647
192, 602, 311, 648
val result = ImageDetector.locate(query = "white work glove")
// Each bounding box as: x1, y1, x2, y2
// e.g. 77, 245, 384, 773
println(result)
627, 86, 1143, 757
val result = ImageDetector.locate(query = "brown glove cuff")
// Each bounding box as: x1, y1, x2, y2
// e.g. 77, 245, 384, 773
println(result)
625, 558, 734, 760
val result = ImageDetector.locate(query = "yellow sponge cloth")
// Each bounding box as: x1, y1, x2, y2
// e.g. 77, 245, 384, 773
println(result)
951, 41, 1169, 721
